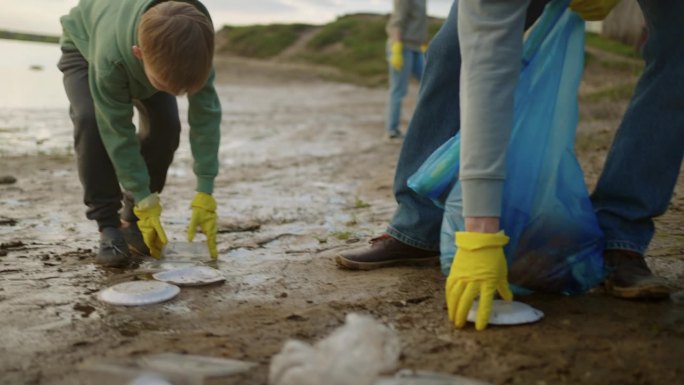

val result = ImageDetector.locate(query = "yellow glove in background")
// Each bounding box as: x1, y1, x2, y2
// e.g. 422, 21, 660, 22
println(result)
390, 41, 404, 71
445, 231, 513, 331
420, 43, 428, 54
133, 193, 168, 259
570, 0, 620, 21
187, 192, 218, 259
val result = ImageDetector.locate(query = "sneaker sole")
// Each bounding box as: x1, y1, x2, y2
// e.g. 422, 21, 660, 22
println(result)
127, 244, 150, 257
335, 254, 439, 270
604, 281, 671, 299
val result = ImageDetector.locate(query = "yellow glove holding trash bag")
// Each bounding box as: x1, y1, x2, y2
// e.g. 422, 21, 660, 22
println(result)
187, 192, 218, 259
570, 0, 620, 21
445, 231, 513, 331
390, 41, 404, 71
133, 193, 168, 259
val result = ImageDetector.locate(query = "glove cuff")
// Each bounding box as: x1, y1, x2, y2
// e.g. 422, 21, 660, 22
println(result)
191, 192, 217, 211
455, 231, 509, 251
136, 193, 160, 210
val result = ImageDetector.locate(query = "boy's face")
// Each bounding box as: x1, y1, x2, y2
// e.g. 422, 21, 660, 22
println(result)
131, 45, 183, 96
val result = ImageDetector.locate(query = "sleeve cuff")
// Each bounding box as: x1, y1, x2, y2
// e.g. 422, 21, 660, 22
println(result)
132, 188, 153, 204
460, 179, 504, 217
196, 177, 214, 195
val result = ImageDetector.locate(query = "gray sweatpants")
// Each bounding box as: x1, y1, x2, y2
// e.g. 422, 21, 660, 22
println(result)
57, 48, 181, 230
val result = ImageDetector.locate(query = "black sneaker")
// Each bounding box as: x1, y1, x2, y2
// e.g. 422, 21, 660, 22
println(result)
97, 227, 131, 268
335, 234, 439, 270
603, 250, 671, 299
387, 130, 404, 141
121, 220, 150, 257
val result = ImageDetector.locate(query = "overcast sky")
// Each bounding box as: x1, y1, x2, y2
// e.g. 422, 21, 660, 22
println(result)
0, 0, 453, 35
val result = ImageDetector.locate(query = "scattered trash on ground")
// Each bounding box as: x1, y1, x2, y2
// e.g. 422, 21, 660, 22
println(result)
376, 369, 491, 385
152, 266, 225, 286
99, 242, 224, 305
98, 281, 180, 306
269, 313, 401, 385
79, 353, 256, 384
467, 300, 544, 326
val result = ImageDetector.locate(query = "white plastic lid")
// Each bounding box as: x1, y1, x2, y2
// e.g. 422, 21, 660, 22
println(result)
467, 299, 544, 325
98, 281, 180, 306
152, 266, 225, 287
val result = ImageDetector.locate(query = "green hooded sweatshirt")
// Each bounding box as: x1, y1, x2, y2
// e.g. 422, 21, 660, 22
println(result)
60, 0, 221, 203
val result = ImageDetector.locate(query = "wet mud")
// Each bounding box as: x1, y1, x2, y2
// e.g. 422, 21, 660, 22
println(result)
0, 55, 683, 385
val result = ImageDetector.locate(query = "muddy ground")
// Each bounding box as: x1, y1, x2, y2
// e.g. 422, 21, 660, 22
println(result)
1, 52, 683, 385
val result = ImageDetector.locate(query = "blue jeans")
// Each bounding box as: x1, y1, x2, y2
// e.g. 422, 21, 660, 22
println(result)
386, 48, 425, 135
591, 0, 684, 255
386, 1, 461, 250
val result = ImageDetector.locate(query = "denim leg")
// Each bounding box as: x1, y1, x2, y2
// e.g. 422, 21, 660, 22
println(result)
591, 0, 684, 254
121, 93, 181, 222
411, 51, 425, 81
58, 49, 122, 230
386, 1, 461, 251
386, 48, 413, 134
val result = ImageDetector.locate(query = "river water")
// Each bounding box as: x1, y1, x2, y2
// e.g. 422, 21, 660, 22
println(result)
0, 39, 195, 157
0, 40, 73, 156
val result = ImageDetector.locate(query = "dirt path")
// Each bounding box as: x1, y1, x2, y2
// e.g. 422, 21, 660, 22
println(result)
0, 55, 682, 385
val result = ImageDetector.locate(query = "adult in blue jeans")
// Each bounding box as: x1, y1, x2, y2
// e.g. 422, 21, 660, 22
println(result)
337, 0, 676, 330
386, 0, 428, 139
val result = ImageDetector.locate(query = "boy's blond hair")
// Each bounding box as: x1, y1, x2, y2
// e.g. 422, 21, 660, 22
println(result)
138, 1, 214, 95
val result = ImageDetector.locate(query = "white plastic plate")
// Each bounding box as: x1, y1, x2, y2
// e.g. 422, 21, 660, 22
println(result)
98, 281, 180, 306
152, 266, 225, 287
467, 299, 544, 325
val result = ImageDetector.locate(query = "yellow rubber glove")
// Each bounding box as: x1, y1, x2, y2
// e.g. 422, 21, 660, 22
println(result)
390, 41, 403, 71
133, 193, 168, 259
445, 231, 513, 331
187, 192, 218, 259
570, 0, 621, 21
420, 43, 428, 54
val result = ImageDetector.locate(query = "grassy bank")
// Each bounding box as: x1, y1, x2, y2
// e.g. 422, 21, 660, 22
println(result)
217, 14, 643, 88
216, 13, 444, 86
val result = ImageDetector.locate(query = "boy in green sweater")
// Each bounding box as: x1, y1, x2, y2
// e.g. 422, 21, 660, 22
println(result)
58, 0, 221, 267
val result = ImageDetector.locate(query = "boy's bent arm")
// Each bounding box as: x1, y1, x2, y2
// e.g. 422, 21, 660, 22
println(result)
188, 68, 221, 195
89, 63, 152, 202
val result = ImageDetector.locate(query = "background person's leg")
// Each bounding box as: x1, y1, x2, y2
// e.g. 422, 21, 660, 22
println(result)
386, 48, 412, 138
411, 50, 425, 82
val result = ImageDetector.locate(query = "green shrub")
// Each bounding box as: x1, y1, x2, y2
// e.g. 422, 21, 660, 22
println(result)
218, 23, 313, 59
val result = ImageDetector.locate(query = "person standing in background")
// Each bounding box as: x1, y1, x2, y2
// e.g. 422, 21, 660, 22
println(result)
386, 0, 428, 140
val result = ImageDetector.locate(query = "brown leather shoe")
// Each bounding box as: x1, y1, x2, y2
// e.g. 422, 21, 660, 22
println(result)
335, 234, 439, 270
603, 250, 671, 299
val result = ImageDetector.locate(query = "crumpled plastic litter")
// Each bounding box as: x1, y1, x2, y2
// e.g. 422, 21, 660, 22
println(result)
269, 313, 401, 385
377, 369, 492, 385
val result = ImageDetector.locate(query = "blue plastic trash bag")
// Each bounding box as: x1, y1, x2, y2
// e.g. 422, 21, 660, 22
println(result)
412, 0, 605, 294
407, 134, 460, 208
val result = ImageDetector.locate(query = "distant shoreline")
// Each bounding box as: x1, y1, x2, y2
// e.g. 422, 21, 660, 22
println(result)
0, 30, 59, 44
